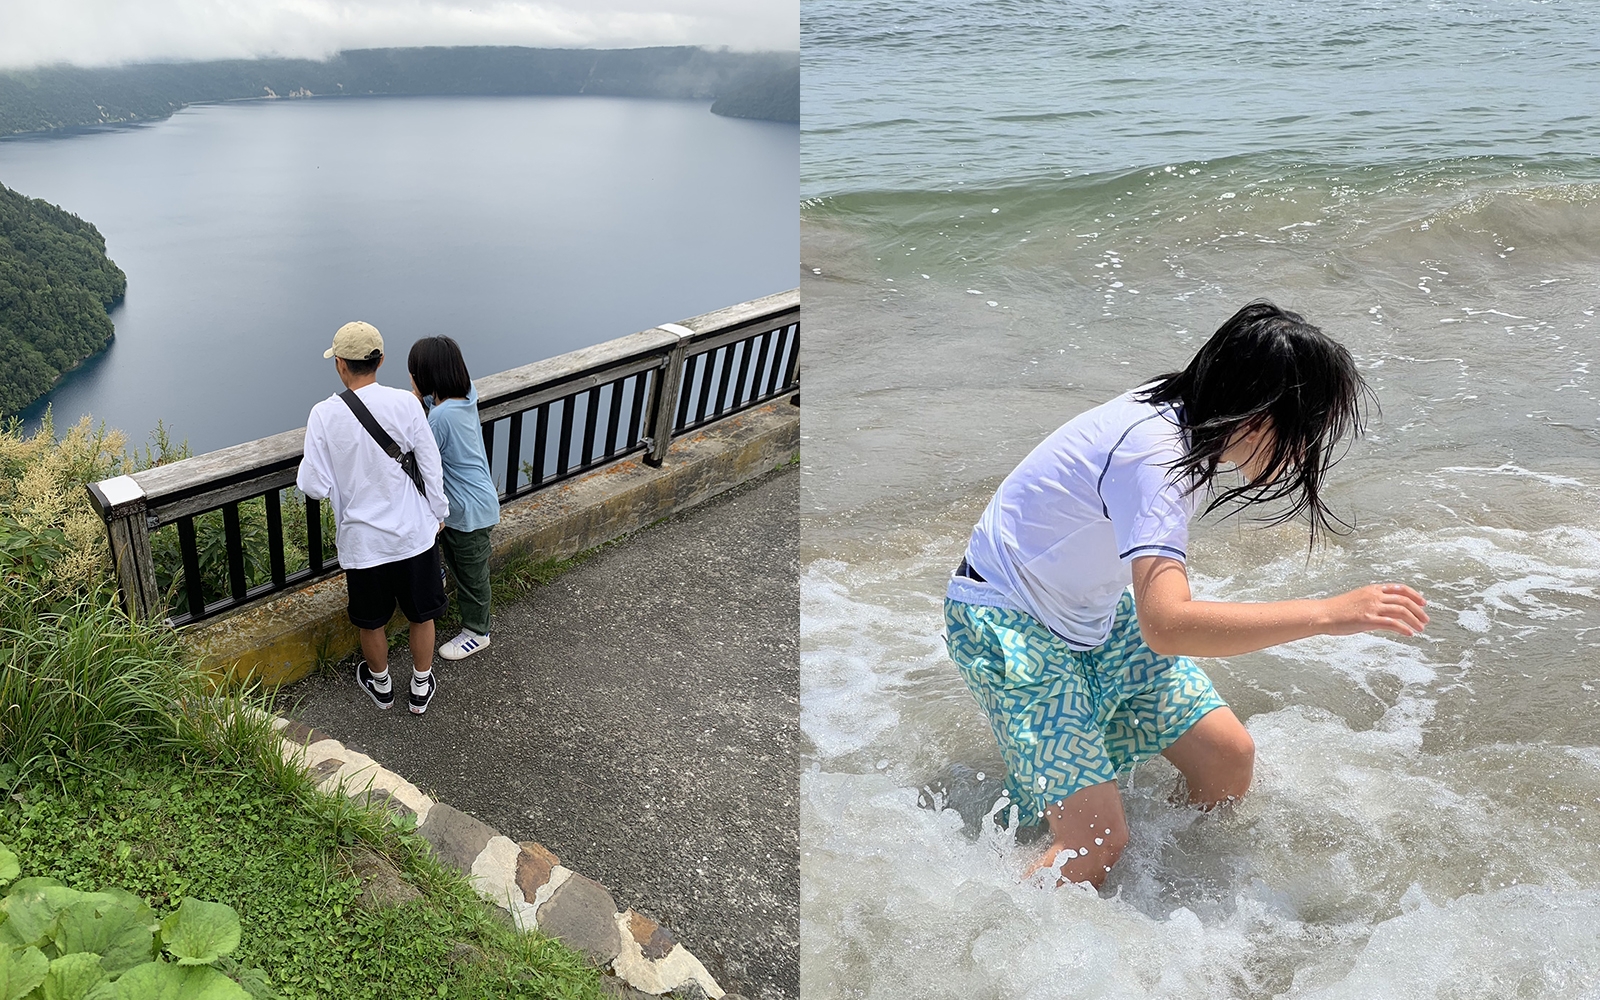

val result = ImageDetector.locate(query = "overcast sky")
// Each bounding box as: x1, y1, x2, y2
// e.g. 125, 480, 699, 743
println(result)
0, 0, 798, 70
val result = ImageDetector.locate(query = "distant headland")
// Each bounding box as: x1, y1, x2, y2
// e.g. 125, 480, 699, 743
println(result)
0, 46, 800, 136
0, 181, 125, 416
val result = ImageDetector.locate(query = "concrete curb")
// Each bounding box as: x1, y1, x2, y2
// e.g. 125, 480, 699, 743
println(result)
270, 715, 743, 999
185, 397, 799, 687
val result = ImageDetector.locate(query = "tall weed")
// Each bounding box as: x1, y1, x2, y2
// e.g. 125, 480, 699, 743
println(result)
0, 580, 184, 766
0, 413, 287, 773
0, 410, 128, 597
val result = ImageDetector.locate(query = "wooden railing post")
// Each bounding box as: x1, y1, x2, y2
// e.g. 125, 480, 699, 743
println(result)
86, 475, 159, 620
643, 323, 693, 467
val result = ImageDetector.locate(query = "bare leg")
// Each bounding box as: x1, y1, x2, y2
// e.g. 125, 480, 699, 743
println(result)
359, 626, 389, 674
360, 621, 435, 676
1024, 781, 1130, 889
410, 619, 435, 674
1160, 707, 1255, 809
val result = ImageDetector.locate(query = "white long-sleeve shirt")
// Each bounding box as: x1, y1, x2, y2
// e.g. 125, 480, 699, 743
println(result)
296, 383, 450, 570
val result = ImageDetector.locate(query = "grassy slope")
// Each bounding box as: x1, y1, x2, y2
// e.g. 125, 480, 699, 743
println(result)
0, 754, 607, 999
0, 414, 610, 1000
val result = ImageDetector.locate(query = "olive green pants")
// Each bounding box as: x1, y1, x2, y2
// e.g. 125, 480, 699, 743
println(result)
439, 526, 493, 636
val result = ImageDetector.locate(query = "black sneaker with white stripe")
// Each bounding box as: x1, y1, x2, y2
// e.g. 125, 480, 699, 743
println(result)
356, 659, 394, 710
409, 671, 437, 715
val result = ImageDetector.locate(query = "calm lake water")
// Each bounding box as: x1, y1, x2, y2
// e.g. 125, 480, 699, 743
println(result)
2, 94, 797, 453
802, 2, 1600, 997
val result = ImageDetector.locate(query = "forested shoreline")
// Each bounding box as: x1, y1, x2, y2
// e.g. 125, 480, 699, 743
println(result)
0, 46, 800, 135
711, 68, 800, 123
0, 181, 124, 417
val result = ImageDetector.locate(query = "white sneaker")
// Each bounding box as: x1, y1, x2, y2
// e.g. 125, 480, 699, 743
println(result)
438, 629, 490, 661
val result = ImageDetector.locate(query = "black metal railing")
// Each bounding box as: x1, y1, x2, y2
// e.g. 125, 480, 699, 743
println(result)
675, 317, 799, 434
484, 366, 656, 501
88, 289, 799, 627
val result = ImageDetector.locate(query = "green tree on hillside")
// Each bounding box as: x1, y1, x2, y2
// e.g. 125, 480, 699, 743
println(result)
711, 66, 800, 123
0, 181, 125, 416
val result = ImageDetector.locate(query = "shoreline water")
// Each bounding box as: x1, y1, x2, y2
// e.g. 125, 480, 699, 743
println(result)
800, 236, 1600, 993
800, 0, 1600, 990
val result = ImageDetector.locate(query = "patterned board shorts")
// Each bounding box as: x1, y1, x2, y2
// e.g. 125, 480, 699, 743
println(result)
945, 590, 1226, 827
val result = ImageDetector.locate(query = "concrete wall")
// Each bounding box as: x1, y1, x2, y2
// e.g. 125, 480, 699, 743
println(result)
183, 397, 798, 686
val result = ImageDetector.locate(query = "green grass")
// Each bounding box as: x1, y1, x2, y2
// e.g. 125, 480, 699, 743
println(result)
487, 548, 599, 607
0, 571, 610, 998
0, 580, 194, 770
0, 753, 608, 1000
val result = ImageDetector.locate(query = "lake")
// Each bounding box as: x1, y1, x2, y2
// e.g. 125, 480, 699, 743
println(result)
2, 94, 797, 454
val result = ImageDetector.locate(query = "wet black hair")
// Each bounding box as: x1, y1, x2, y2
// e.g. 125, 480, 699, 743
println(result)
341, 349, 382, 376
408, 336, 472, 401
1136, 300, 1373, 543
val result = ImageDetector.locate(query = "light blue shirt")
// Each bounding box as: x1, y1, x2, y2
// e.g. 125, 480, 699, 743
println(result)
424, 382, 501, 533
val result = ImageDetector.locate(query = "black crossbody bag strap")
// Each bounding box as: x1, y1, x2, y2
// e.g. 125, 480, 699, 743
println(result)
340, 389, 427, 497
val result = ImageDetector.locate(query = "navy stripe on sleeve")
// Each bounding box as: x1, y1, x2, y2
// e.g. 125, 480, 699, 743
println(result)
1095, 412, 1162, 518
1120, 543, 1187, 560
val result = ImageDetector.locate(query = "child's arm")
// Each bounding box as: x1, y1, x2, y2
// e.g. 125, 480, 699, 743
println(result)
1130, 555, 1428, 658
296, 412, 333, 501
408, 399, 451, 527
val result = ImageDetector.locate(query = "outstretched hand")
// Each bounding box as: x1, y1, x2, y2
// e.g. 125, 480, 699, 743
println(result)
1321, 584, 1429, 637
1131, 555, 1431, 658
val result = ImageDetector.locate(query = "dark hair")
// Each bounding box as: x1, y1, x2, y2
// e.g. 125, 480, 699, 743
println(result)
1137, 300, 1373, 543
408, 336, 472, 400
341, 349, 382, 376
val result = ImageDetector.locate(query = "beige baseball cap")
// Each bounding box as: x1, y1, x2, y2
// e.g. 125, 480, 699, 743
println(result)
323, 321, 384, 361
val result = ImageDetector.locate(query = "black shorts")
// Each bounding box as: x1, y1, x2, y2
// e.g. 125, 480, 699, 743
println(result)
345, 543, 448, 630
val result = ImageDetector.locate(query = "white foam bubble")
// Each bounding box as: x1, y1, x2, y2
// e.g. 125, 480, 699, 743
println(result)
802, 520, 1600, 998
800, 559, 918, 757
1295, 885, 1600, 999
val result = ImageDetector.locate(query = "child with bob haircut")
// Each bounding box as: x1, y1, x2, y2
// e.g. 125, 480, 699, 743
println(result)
946, 301, 1428, 888
408, 335, 501, 661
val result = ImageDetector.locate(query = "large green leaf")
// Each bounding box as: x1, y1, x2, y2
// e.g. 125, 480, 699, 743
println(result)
0, 885, 85, 949
54, 902, 155, 976
157, 901, 239, 966
0, 846, 18, 888
90, 889, 152, 921
0, 945, 48, 1000
107, 962, 249, 1000
90, 891, 155, 931
41, 951, 106, 1000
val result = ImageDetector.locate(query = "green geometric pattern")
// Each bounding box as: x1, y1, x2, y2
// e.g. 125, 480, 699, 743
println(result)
945, 590, 1226, 826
